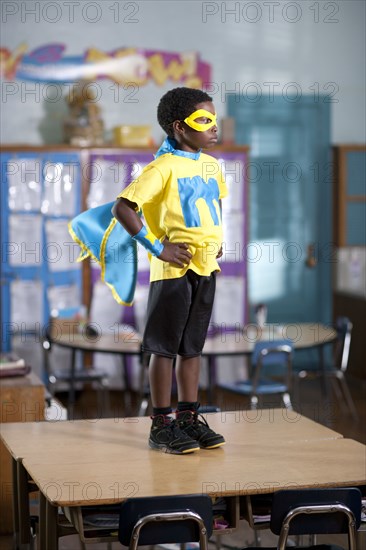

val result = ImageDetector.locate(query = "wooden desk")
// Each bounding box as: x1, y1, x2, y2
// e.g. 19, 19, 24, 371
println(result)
0, 372, 45, 534
44, 321, 141, 415
2, 409, 365, 549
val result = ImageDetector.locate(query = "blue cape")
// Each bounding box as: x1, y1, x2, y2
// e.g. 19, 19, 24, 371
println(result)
69, 201, 137, 305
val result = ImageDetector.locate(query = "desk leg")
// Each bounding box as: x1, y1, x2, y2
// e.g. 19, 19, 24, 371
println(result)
17, 460, 32, 550
121, 356, 132, 415
68, 348, 77, 419
39, 493, 58, 550
39, 493, 46, 550
319, 347, 330, 400
12, 458, 19, 549
46, 500, 58, 550
206, 357, 215, 405
137, 353, 150, 416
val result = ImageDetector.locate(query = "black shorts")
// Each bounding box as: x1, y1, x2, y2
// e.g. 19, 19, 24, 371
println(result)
142, 270, 216, 358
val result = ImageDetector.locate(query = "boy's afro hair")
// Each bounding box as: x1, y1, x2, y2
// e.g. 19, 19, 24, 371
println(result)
157, 87, 212, 137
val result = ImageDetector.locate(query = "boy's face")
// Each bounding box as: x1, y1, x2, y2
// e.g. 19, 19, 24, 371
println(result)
173, 101, 218, 152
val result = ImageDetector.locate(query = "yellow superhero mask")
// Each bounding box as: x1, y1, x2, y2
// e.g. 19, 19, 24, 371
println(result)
184, 109, 217, 132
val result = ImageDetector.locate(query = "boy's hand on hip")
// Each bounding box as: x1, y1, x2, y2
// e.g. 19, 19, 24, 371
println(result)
158, 239, 192, 267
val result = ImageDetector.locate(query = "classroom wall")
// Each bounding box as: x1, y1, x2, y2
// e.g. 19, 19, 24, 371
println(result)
1, 0, 365, 145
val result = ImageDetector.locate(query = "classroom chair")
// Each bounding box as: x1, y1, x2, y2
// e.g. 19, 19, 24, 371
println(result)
293, 316, 358, 419
219, 339, 294, 410
243, 487, 362, 550
118, 494, 213, 550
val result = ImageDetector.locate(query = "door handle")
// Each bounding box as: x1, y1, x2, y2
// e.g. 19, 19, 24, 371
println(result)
305, 243, 317, 268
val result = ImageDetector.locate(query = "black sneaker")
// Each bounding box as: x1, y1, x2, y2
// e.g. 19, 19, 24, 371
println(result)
177, 410, 226, 449
149, 414, 200, 454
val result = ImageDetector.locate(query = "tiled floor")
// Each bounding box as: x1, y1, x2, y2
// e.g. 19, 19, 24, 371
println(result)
1, 373, 365, 549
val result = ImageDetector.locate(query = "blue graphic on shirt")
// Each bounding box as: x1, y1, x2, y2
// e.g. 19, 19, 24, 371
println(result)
177, 176, 220, 227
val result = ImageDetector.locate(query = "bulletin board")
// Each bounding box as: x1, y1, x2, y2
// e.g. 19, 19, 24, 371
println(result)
1, 148, 83, 352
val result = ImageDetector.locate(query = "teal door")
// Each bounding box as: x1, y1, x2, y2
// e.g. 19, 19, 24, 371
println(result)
228, 95, 331, 324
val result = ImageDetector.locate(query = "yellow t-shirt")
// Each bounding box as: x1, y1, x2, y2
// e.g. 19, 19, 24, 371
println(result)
118, 144, 228, 282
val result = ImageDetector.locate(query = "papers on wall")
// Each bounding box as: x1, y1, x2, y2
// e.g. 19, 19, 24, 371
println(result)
87, 160, 128, 208
133, 283, 149, 333
8, 214, 42, 267
336, 247, 366, 298
10, 279, 43, 329
45, 219, 81, 271
212, 276, 245, 327
11, 335, 44, 380
47, 284, 81, 317
7, 158, 42, 211
89, 280, 123, 329
131, 161, 148, 180
89, 280, 131, 390
136, 243, 150, 271
217, 158, 244, 212
215, 356, 249, 385
42, 162, 77, 216
87, 159, 149, 209
221, 211, 245, 262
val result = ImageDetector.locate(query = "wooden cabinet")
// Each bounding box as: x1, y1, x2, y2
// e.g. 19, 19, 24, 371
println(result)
0, 372, 45, 533
333, 144, 366, 247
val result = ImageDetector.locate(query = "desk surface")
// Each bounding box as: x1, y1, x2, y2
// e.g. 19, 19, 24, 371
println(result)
202, 323, 337, 356
2, 409, 365, 507
50, 322, 336, 355
0, 408, 343, 461
50, 326, 141, 354
22, 437, 365, 507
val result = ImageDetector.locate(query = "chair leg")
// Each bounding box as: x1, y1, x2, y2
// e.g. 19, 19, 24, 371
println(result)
97, 380, 111, 417
292, 375, 301, 405
337, 373, 359, 420
282, 393, 293, 410
138, 396, 150, 416
250, 395, 259, 410
137, 354, 150, 416
253, 528, 262, 546
330, 376, 343, 403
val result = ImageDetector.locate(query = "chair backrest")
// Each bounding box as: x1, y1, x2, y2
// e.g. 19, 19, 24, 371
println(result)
251, 339, 293, 389
270, 488, 361, 550
118, 494, 213, 550
334, 316, 353, 372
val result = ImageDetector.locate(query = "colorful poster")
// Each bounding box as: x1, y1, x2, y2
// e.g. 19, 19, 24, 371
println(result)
0, 43, 211, 88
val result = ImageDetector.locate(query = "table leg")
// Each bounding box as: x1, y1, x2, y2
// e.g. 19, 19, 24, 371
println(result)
121, 355, 132, 415
17, 460, 32, 549
12, 457, 19, 549
39, 493, 58, 550
68, 348, 77, 419
38, 493, 46, 550
206, 356, 215, 405
137, 352, 150, 416
319, 347, 330, 400
46, 500, 58, 550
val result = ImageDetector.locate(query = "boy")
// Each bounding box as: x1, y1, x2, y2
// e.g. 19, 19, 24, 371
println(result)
113, 87, 227, 454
